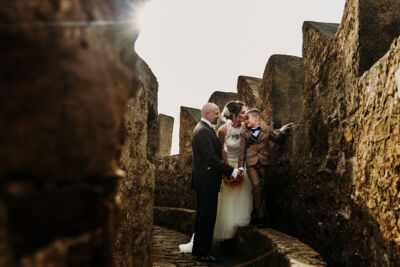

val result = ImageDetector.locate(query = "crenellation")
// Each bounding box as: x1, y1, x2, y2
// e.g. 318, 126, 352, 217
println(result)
237, 76, 262, 114
179, 106, 201, 156
157, 114, 174, 157
261, 54, 304, 128
266, 1, 400, 266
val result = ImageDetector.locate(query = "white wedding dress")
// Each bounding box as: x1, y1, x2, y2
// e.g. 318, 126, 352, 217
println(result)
179, 123, 252, 253
213, 122, 252, 240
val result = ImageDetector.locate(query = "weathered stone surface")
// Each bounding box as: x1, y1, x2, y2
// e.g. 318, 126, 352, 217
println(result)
154, 207, 196, 235
179, 106, 201, 155
356, 0, 400, 75
237, 76, 262, 110
157, 114, 174, 157
152, 226, 204, 267
114, 53, 158, 267
19, 228, 111, 267
155, 155, 196, 210
234, 226, 326, 267
153, 207, 326, 267
155, 107, 200, 213
264, 1, 400, 266
0, 17, 138, 182
260, 55, 303, 128
0, 0, 156, 266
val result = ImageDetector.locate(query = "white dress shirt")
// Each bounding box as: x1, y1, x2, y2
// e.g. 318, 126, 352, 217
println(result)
201, 117, 213, 128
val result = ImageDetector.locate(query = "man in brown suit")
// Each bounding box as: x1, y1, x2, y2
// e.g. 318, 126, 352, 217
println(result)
238, 109, 293, 228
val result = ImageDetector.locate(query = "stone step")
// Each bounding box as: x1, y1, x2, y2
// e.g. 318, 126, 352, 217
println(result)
154, 206, 326, 266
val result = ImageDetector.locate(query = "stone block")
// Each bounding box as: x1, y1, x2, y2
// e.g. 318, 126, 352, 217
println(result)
355, 0, 400, 75
154, 155, 196, 210
153, 207, 196, 235
179, 106, 201, 156
234, 226, 326, 266
208, 91, 238, 111
157, 114, 174, 157
260, 55, 304, 128
237, 76, 262, 110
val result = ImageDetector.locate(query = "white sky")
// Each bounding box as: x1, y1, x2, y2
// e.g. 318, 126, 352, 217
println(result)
135, 0, 346, 155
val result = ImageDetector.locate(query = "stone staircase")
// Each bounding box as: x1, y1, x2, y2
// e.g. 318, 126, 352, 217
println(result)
154, 207, 326, 267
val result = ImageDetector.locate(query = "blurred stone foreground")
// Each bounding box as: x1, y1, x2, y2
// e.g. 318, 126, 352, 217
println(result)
0, 0, 400, 267
0, 0, 157, 266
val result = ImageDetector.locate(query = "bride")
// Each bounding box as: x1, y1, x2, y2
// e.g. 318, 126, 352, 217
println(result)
213, 101, 253, 240
179, 101, 252, 252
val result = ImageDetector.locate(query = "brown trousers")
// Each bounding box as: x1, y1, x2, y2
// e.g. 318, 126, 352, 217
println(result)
247, 162, 270, 220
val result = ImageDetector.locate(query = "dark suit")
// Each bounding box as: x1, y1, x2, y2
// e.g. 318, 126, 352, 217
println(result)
191, 120, 233, 257
238, 126, 285, 220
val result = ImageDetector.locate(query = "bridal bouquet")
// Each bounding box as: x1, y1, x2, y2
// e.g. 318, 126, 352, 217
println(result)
222, 173, 243, 186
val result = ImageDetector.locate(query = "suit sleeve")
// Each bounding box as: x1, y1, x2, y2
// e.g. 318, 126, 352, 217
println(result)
268, 127, 285, 144
195, 128, 233, 177
238, 133, 246, 168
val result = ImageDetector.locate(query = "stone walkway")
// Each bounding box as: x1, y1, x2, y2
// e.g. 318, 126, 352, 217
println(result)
152, 226, 243, 267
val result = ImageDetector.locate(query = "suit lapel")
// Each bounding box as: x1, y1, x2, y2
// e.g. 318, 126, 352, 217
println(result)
258, 128, 265, 142
200, 121, 219, 143
246, 130, 256, 142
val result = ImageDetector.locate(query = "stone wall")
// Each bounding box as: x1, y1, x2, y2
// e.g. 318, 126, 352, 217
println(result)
260, 55, 303, 128
154, 155, 196, 209
237, 76, 262, 111
155, 106, 198, 210
113, 53, 158, 267
157, 114, 174, 157
179, 106, 201, 156
254, 0, 400, 266
0, 0, 156, 266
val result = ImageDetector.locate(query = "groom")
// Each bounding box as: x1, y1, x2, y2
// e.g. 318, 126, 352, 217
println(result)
191, 102, 242, 262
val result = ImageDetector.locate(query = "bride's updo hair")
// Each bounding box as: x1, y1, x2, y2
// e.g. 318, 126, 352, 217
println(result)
222, 101, 245, 122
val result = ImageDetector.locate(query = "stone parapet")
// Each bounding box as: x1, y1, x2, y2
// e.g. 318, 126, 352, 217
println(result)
179, 106, 201, 156
208, 91, 238, 111
157, 114, 174, 157
265, 1, 400, 266
154, 207, 196, 235
237, 76, 262, 110
260, 55, 303, 128
114, 53, 158, 267
154, 155, 196, 210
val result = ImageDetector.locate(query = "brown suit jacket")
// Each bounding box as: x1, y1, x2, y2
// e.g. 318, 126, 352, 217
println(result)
238, 126, 285, 168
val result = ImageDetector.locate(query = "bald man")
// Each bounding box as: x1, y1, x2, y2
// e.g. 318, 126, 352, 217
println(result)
191, 103, 242, 262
